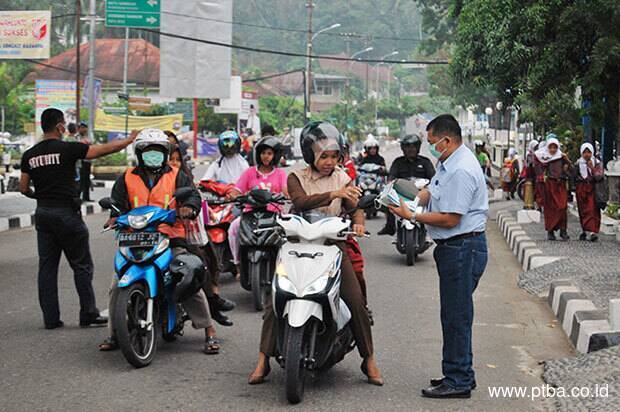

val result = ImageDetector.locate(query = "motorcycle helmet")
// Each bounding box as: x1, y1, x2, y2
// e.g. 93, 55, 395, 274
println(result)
170, 253, 206, 303
364, 135, 380, 152
473, 139, 484, 147
253, 135, 283, 167
218, 130, 241, 156
134, 128, 170, 172
300, 121, 344, 167
400, 134, 422, 151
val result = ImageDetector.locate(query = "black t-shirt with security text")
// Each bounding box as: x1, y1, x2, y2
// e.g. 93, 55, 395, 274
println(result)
21, 139, 89, 207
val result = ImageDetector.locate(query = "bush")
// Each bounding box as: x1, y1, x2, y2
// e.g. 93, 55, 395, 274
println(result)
94, 151, 128, 166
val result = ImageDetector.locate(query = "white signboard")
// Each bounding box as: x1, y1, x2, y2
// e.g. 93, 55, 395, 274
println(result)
0, 10, 51, 59
214, 76, 242, 114
160, 0, 232, 98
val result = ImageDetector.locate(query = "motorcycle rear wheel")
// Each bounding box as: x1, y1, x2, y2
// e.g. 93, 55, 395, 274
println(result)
113, 283, 158, 368
284, 324, 309, 404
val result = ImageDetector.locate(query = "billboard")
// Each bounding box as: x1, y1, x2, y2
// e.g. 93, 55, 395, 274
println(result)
160, 0, 232, 98
35, 80, 77, 138
0, 10, 51, 59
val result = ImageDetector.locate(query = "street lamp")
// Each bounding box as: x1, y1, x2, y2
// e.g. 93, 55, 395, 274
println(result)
345, 47, 373, 131
375, 51, 398, 125
306, 22, 341, 121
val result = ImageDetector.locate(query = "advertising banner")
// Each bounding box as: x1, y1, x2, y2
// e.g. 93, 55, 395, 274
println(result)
0, 10, 51, 59
35, 80, 77, 138
94, 110, 183, 133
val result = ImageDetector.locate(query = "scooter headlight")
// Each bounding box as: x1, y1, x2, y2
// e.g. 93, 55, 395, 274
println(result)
277, 275, 298, 295
128, 212, 154, 229
302, 275, 329, 295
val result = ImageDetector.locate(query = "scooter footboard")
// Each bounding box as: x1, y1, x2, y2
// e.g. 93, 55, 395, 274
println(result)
284, 299, 323, 327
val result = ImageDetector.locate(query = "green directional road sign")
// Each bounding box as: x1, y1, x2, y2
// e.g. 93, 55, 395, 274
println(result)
105, 0, 160, 28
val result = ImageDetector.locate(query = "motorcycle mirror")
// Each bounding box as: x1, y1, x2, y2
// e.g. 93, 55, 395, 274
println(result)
357, 194, 378, 210
173, 187, 194, 203
99, 197, 121, 213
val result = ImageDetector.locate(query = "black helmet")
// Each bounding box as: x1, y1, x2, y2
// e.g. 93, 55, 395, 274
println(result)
400, 134, 422, 151
253, 136, 283, 166
300, 121, 344, 167
218, 130, 241, 156
170, 254, 206, 302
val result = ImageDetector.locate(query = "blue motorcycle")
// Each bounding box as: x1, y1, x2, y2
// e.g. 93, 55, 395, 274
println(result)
99, 188, 203, 368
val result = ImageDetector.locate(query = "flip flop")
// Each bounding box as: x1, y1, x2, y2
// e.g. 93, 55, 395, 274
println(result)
203, 336, 220, 355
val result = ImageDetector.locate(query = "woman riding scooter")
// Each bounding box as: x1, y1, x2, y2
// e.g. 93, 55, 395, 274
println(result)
248, 121, 383, 386
227, 136, 289, 277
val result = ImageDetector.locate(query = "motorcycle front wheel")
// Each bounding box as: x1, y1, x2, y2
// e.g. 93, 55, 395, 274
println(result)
113, 283, 158, 368
284, 324, 309, 404
249, 261, 267, 311
405, 228, 417, 266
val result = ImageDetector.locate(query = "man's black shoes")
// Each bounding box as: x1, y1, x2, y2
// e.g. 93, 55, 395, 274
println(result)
214, 294, 236, 312
212, 311, 233, 327
79, 315, 108, 328
377, 227, 395, 236
430, 377, 476, 390
45, 320, 64, 330
422, 383, 471, 399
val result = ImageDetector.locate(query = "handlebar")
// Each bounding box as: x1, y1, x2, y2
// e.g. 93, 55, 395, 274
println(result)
338, 230, 371, 238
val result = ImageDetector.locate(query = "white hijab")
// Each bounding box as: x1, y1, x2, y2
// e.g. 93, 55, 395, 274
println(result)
577, 142, 599, 179
535, 137, 562, 163
528, 140, 539, 154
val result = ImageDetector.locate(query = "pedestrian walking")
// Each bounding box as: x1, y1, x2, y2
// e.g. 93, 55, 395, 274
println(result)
77, 122, 92, 202
500, 148, 519, 199
574, 142, 604, 241
535, 136, 571, 240
19, 108, 136, 329
389, 114, 488, 399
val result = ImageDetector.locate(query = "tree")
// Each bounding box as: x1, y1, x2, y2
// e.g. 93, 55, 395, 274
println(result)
446, 0, 620, 160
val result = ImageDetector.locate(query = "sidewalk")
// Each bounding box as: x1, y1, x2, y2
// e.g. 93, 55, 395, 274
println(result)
492, 200, 620, 411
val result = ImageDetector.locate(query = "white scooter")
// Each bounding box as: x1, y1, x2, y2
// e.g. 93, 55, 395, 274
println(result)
265, 195, 375, 404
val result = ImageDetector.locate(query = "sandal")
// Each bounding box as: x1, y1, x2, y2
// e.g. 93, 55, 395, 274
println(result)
98, 337, 118, 351
203, 336, 220, 355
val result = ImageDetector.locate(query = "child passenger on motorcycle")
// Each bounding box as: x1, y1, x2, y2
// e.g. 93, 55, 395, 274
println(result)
226, 136, 288, 273
248, 121, 383, 386
98, 129, 220, 355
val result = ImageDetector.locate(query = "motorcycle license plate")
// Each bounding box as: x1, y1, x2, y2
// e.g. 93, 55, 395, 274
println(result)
118, 232, 159, 247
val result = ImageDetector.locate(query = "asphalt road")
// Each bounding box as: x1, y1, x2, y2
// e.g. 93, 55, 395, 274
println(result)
0, 203, 573, 411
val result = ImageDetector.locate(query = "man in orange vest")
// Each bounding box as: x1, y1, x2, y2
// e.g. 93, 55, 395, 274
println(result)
98, 129, 220, 354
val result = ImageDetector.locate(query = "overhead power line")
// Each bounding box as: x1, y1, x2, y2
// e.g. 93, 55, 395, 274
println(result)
159, 10, 422, 43
141, 28, 447, 65
242, 68, 304, 83
50, 11, 422, 43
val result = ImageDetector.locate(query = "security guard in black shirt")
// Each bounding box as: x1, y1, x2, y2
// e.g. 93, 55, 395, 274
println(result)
20, 108, 136, 329
377, 134, 435, 235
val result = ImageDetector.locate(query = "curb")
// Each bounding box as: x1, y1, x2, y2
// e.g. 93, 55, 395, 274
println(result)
0, 202, 103, 233
547, 279, 620, 353
496, 209, 620, 353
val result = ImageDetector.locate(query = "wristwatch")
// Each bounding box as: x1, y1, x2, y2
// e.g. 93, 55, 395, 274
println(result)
409, 210, 417, 224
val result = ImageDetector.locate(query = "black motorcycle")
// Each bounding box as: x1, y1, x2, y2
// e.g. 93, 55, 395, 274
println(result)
236, 189, 286, 311
388, 178, 432, 266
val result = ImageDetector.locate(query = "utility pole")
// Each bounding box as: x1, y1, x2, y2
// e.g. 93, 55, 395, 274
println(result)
87, 0, 96, 141
364, 37, 370, 100
305, 0, 314, 122
75, 0, 81, 124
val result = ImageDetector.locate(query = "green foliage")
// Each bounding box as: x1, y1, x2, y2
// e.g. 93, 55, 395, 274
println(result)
258, 96, 305, 133
93, 151, 127, 166
605, 203, 620, 220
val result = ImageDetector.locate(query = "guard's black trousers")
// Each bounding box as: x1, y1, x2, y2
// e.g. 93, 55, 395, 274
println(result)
35, 206, 98, 326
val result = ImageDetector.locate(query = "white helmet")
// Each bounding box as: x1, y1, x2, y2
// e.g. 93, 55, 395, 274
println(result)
364, 135, 380, 150
134, 128, 170, 171
473, 139, 484, 147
